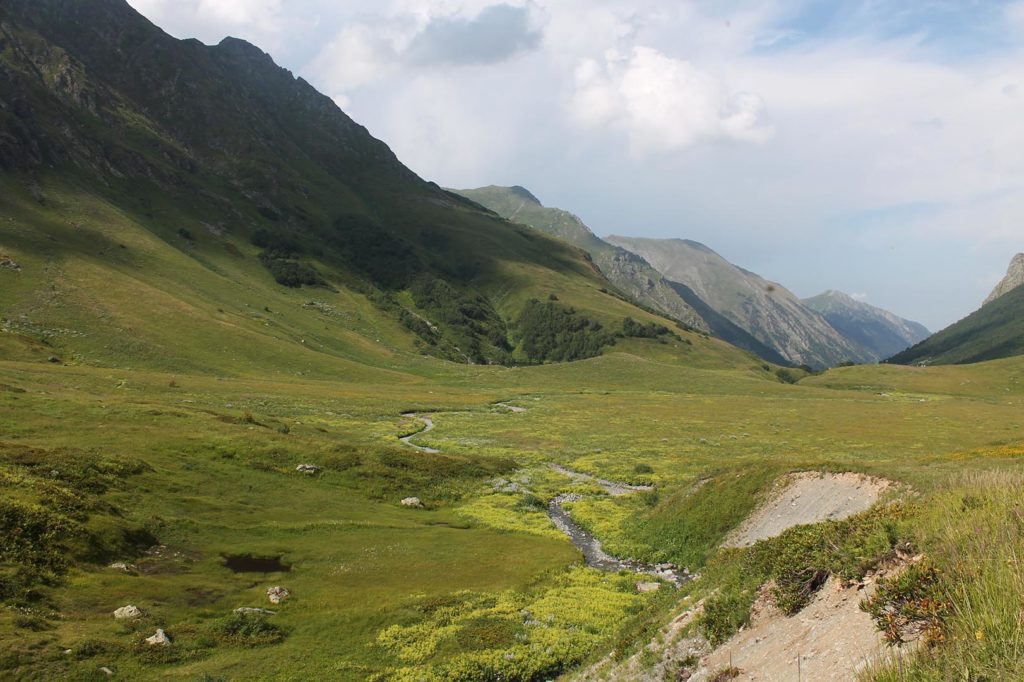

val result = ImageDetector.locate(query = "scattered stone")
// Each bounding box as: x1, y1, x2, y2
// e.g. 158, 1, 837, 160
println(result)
401, 497, 424, 508
636, 582, 661, 593
234, 607, 276, 615
145, 629, 171, 646
47, 355, 61, 363
113, 605, 142, 620
63, 649, 72, 655
99, 667, 114, 676
109, 561, 133, 573
295, 464, 320, 474
0, 255, 20, 271
266, 586, 290, 604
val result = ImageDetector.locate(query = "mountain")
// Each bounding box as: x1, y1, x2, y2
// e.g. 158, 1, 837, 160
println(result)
0, 0, 756, 373
453, 186, 707, 331
802, 290, 930, 361
983, 253, 1024, 305
606, 236, 872, 368
889, 256, 1024, 365
453, 186, 789, 364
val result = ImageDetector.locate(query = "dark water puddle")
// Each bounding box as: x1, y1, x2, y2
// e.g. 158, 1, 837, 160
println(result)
222, 554, 291, 573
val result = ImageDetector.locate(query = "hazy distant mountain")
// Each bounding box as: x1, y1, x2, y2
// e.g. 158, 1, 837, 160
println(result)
802, 290, 930, 361
984, 253, 1024, 305
453, 186, 790, 364
606, 237, 872, 368
890, 254, 1024, 365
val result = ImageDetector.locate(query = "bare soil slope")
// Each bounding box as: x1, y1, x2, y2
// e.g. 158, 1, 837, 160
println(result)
725, 472, 891, 548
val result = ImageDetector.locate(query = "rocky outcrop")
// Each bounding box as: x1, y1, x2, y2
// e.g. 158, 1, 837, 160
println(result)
113, 605, 142, 620
145, 629, 171, 646
984, 253, 1024, 305
267, 586, 290, 604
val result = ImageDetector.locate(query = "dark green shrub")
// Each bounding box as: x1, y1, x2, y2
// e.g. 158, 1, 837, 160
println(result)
515, 299, 615, 363
211, 612, 285, 646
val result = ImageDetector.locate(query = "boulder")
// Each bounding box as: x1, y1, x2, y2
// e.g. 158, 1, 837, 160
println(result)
266, 586, 290, 604
99, 667, 113, 676
636, 582, 661, 593
295, 464, 320, 474
113, 605, 142, 620
145, 629, 171, 646
401, 497, 424, 508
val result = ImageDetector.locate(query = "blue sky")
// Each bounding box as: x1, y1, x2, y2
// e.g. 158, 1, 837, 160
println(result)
127, 0, 1024, 330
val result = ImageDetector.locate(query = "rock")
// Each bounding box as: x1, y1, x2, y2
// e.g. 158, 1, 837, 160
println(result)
145, 629, 171, 646
47, 355, 61, 363
113, 605, 142, 620
636, 582, 661, 593
295, 464, 320, 474
266, 586, 290, 604
109, 561, 133, 572
99, 667, 114, 676
401, 497, 424, 508
234, 607, 276, 615
0, 255, 21, 271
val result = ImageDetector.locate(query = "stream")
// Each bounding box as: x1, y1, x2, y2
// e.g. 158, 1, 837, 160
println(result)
398, 411, 690, 586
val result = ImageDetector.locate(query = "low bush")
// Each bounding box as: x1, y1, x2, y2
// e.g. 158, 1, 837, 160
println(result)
211, 612, 286, 646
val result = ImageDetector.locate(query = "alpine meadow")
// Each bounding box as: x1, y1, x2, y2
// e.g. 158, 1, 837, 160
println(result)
2, 1, 1024, 681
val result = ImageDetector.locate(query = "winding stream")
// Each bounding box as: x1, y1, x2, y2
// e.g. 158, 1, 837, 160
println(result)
398, 411, 689, 585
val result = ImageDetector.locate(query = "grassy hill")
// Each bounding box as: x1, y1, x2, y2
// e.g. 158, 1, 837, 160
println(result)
887, 284, 1024, 365
0, 0, 763, 374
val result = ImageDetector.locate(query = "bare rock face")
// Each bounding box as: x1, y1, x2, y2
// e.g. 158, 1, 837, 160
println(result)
113, 605, 142, 620
145, 629, 171, 646
267, 586, 290, 604
984, 253, 1024, 305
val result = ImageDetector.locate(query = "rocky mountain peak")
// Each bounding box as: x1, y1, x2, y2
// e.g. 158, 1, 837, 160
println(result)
984, 253, 1024, 305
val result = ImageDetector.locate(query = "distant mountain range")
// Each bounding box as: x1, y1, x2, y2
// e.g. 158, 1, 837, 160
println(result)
890, 253, 1024, 365
453, 186, 788, 364
455, 187, 930, 369
605, 236, 877, 368
802, 290, 930, 361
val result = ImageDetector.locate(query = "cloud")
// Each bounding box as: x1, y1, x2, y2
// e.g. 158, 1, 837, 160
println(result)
569, 46, 772, 156
406, 4, 541, 65
311, 3, 541, 94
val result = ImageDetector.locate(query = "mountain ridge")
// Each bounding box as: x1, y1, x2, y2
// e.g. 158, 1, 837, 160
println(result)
802, 290, 930, 361
605, 235, 872, 368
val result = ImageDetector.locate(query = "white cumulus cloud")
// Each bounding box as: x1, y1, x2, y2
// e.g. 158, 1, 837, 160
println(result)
569, 46, 772, 156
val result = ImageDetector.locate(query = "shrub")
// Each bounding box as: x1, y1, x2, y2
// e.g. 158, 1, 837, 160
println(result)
515, 299, 616, 363
211, 612, 285, 646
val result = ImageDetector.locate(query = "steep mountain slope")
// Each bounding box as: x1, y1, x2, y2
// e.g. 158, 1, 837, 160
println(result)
889, 273, 1024, 366
454, 186, 788, 364
802, 290, 930, 361
606, 237, 871, 368
983, 253, 1024, 305
453, 186, 707, 331
0, 0, 753, 373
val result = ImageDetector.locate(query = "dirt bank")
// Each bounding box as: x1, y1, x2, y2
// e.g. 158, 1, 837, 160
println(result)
725, 471, 891, 548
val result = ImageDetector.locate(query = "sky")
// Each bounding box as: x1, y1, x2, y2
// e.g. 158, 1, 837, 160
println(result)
125, 0, 1024, 331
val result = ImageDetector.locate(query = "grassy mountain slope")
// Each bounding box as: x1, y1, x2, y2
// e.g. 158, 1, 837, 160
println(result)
803, 290, 930, 361
453, 186, 708, 331
0, 0, 759, 373
606, 236, 872, 368
887, 283, 1024, 365
453, 186, 787, 364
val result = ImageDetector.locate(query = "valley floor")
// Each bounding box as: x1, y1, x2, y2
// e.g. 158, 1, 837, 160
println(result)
2, 352, 1023, 680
